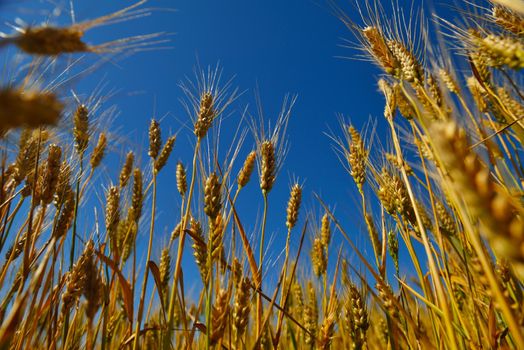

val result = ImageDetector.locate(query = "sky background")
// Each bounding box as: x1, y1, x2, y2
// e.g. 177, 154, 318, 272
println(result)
0, 0, 460, 290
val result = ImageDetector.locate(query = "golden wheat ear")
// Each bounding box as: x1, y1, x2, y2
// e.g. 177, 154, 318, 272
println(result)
119, 151, 135, 188
176, 162, 187, 197
492, 0, 524, 16
491, 5, 524, 35
0, 1, 166, 56
237, 150, 256, 189
0, 89, 63, 136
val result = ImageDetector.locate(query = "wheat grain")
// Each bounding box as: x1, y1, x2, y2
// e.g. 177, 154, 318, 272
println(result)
311, 237, 327, 277
286, 184, 302, 230
237, 151, 256, 188
348, 126, 367, 190
204, 172, 222, 219
73, 104, 89, 154
90, 133, 107, 169
148, 119, 161, 159
259, 140, 276, 194
154, 135, 176, 173
176, 162, 187, 197
119, 152, 134, 188
492, 5, 524, 35
233, 277, 251, 339
194, 92, 216, 139
0, 89, 62, 136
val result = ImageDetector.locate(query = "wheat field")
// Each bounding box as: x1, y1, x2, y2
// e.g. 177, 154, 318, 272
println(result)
0, 0, 523, 349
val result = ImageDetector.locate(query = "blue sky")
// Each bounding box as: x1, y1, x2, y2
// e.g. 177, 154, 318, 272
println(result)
1, 0, 453, 289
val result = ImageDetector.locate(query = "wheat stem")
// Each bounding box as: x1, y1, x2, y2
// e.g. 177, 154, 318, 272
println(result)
256, 191, 268, 339
166, 138, 201, 348
133, 167, 157, 350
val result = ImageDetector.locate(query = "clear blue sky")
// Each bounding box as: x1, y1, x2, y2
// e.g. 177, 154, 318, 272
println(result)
1, 0, 455, 288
